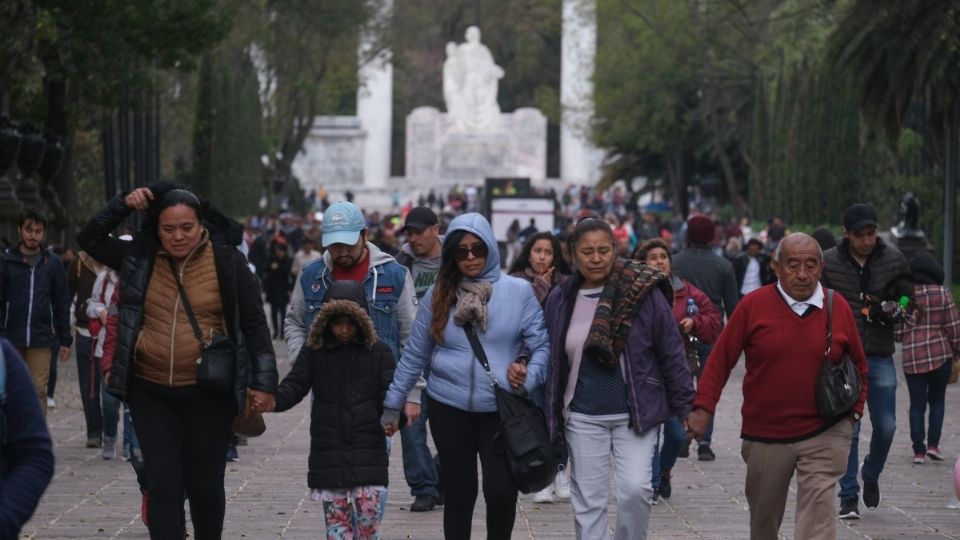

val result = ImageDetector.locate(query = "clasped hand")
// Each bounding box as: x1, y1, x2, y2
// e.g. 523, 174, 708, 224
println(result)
248, 389, 276, 413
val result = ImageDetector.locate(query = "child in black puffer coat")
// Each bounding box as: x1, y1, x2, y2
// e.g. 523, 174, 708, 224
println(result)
267, 280, 395, 539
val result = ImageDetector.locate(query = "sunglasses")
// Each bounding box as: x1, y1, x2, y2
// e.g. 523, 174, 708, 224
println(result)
453, 243, 488, 261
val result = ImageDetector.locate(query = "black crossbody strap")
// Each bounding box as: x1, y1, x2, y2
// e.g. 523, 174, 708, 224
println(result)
167, 257, 205, 344
825, 288, 834, 359
463, 322, 502, 388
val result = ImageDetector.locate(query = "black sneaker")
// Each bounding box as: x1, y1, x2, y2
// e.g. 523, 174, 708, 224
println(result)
698, 445, 716, 461
839, 497, 859, 519
862, 480, 881, 508
410, 494, 437, 512
660, 470, 672, 499
678, 439, 690, 458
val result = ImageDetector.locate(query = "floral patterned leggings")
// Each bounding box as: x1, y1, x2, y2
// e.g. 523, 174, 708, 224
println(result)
312, 485, 386, 540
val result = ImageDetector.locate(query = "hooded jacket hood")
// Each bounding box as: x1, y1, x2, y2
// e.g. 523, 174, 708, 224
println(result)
910, 250, 944, 286
307, 298, 378, 350
443, 213, 501, 282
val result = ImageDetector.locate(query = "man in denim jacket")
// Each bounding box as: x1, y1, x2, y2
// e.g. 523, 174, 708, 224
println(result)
285, 203, 420, 513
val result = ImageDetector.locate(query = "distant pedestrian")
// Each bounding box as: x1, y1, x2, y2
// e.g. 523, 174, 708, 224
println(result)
262, 242, 293, 339
67, 251, 105, 447
896, 251, 959, 464
822, 203, 911, 518
671, 213, 739, 461
0, 208, 72, 418
636, 238, 721, 503
262, 281, 394, 539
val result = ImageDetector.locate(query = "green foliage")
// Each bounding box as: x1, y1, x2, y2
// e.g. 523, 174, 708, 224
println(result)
191, 50, 264, 217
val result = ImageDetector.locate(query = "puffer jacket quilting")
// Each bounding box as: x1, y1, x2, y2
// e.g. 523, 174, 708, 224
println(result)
821, 237, 910, 356
77, 194, 278, 410
275, 298, 394, 490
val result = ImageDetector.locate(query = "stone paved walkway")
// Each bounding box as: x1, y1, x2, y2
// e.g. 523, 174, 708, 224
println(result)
22, 340, 960, 539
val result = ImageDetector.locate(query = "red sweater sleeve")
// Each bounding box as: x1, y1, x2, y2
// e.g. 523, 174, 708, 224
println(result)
693, 294, 748, 415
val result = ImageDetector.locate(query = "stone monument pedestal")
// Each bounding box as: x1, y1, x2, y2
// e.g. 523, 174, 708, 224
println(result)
405, 106, 546, 189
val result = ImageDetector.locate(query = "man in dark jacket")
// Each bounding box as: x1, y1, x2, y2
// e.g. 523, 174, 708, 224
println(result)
821, 203, 910, 519
0, 209, 72, 417
671, 213, 739, 461
732, 238, 776, 297
0, 339, 54, 537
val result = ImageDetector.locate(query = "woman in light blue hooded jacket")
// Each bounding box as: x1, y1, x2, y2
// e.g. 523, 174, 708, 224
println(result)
382, 213, 550, 540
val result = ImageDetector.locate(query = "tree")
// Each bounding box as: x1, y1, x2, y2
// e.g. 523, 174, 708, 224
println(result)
252, 0, 377, 210
1, 0, 228, 219
192, 49, 264, 217
828, 0, 960, 280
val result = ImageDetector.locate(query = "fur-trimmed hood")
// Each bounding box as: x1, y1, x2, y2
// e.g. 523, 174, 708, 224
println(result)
306, 299, 378, 350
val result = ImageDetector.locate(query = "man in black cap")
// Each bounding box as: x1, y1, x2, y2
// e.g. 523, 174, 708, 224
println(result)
821, 203, 910, 519
393, 207, 443, 511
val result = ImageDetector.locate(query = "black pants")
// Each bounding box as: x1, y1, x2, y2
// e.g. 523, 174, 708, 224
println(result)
128, 377, 235, 540
74, 334, 103, 439
269, 302, 287, 338
428, 396, 517, 540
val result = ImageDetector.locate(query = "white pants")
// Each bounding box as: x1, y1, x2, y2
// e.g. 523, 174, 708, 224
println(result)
565, 412, 657, 540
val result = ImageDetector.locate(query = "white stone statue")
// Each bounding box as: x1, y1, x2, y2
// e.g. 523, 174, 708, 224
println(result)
443, 26, 504, 132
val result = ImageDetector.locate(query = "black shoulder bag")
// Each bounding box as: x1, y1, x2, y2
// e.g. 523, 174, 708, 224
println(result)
168, 258, 235, 393
463, 322, 557, 494
815, 289, 862, 418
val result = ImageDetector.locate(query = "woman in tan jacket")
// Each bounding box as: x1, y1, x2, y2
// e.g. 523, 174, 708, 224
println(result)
78, 183, 278, 540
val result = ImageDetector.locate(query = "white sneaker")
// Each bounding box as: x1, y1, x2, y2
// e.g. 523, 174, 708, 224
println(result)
555, 466, 571, 500
47, 396, 56, 409
533, 485, 554, 503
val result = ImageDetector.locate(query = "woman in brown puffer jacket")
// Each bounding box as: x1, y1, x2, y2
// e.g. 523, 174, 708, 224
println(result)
77, 183, 278, 540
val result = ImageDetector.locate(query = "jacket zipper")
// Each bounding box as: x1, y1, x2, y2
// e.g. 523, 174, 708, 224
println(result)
622, 342, 644, 433
26, 266, 36, 347
169, 262, 182, 385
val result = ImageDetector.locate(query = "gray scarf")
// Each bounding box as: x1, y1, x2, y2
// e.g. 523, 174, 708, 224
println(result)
453, 281, 493, 331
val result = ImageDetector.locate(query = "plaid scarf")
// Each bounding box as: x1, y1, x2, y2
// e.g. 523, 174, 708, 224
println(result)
583, 259, 673, 368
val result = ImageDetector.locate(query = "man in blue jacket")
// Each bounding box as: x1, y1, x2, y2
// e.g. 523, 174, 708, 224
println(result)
0, 209, 72, 417
0, 338, 55, 536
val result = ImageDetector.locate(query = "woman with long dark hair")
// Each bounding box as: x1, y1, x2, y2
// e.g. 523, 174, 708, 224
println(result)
382, 213, 550, 539
77, 183, 278, 540
507, 231, 572, 305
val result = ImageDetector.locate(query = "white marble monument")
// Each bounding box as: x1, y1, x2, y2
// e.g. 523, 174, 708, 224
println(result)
406, 27, 546, 188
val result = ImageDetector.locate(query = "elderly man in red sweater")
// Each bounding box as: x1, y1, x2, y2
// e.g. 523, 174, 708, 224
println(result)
686, 233, 867, 540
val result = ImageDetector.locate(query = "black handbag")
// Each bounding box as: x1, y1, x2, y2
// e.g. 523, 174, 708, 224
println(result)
463, 323, 557, 494
168, 258, 235, 393
816, 289, 862, 418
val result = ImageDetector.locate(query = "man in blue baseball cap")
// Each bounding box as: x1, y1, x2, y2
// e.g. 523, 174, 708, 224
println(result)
284, 204, 421, 505
286, 201, 416, 366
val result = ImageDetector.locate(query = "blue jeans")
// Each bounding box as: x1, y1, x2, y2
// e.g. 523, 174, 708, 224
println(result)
905, 360, 952, 454
652, 418, 687, 489
102, 384, 140, 452
695, 341, 715, 446
400, 397, 440, 499
839, 355, 897, 500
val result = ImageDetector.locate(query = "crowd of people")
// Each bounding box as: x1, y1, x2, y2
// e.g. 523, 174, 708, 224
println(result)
0, 182, 958, 540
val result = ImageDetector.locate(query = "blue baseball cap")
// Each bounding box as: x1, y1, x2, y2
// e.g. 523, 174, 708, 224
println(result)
321, 202, 366, 247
